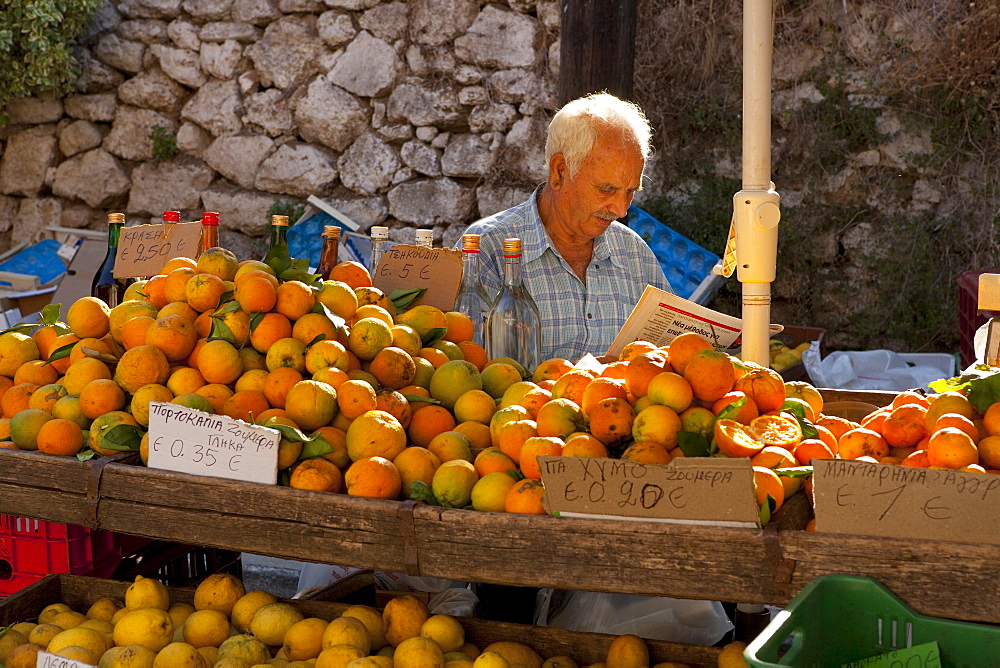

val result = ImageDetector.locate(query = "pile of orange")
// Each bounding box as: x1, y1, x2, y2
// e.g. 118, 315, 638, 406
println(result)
4, 247, 994, 521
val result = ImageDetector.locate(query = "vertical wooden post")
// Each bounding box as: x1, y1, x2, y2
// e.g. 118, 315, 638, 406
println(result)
558, 0, 638, 105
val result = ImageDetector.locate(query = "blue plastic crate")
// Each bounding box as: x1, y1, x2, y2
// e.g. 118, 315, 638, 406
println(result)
286, 211, 353, 268
625, 206, 721, 302
0, 240, 68, 287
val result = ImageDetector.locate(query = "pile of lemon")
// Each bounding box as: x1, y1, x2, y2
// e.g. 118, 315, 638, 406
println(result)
0, 572, 691, 667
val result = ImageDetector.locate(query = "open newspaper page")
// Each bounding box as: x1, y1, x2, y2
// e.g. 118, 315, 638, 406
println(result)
605, 285, 782, 359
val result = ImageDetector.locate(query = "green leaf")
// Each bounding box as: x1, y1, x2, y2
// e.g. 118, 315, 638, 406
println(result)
279, 268, 321, 285
421, 327, 447, 346
774, 466, 814, 479
966, 372, 1000, 414
780, 401, 819, 439
264, 422, 312, 443
716, 396, 746, 421
213, 299, 240, 316
99, 425, 143, 452
77, 450, 98, 462
263, 241, 293, 276
44, 340, 76, 366
299, 434, 334, 460
505, 469, 525, 482
759, 495, 773, 526
207, 317, 235, 344
404, 394, 441, 405
391, 288, 426, 312
40, 303, 62, 326
249, 311, 266, 331
677, 430, 712, 457
409, 480, 439, 505
312, 302, 346, 330
0, 322, 36, 335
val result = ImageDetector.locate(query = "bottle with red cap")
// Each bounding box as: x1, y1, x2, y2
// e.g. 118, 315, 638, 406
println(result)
200, 211, 220, 254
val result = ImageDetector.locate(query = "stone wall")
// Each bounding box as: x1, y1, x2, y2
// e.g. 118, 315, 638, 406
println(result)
0, 0, 560, 259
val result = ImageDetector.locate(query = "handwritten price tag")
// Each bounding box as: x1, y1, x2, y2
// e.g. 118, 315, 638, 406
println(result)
37, 651, 97, 668
147, 402, 280, 484
539, 456, 760, 527
114, 222, 202, 278
372, 245, 463, 312
813, 459, 1000, 544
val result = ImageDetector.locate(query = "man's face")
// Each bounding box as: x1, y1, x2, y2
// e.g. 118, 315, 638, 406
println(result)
552, 130, 645, 241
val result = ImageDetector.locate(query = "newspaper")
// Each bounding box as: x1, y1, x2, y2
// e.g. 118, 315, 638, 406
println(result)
605, 285, 782, 359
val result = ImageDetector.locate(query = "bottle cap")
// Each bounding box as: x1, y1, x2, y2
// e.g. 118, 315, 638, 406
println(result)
415, 229, 434, 244
163, 211, 181, 223
271, 215, 289, 227
371, 226, 389, 240
201, 212, 219, 226
502, 238, 522, 255
107, 213, 125, 225
462, 234, 481, 251
322, 225, 341, 239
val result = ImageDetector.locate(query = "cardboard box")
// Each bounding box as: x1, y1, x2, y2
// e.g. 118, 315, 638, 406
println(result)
812, 458, 1000, 545
539, 455, 763, 529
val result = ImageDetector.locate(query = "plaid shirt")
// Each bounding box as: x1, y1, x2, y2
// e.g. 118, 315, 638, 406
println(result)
461, 186, 673, 361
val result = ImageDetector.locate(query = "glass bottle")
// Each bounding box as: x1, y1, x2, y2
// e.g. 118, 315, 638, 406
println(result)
453, 234, 492, 345
369, 226, 389, 275
266, 215, 289, 258
415, 229, 434, 248
317, 225, 342, 280
92, 212, 131, 308
200, 211, 219, 254
484, 238, 542, 372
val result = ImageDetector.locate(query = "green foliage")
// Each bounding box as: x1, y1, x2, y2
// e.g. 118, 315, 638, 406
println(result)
267, 198, 306, 225
0, 0, 104, 123
150, 125, 179, 162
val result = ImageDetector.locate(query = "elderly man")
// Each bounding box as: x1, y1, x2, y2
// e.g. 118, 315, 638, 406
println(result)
463, 92, 672, 362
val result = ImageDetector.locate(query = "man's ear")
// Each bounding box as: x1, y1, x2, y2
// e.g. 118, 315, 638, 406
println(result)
548, 153, 567, 189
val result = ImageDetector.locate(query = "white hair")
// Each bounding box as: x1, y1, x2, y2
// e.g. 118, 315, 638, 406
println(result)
545, 92, 653, 179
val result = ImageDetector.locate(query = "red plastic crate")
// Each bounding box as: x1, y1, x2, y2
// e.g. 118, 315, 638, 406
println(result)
958, 270, 1000, 368
0, 516, 123, 596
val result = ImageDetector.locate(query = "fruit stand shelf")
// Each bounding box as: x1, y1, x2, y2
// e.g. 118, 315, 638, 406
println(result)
4, 388, 997, 626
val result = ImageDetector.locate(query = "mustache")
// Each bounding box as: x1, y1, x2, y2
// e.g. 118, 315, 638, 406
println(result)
594, 211, 619, 221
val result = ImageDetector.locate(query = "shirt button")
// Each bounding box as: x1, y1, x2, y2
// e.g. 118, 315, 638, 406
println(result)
595, 264, 600, 269
587, 313, 593, 319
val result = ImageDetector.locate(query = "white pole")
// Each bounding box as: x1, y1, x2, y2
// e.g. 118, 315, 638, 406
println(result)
733, 0, 781, 367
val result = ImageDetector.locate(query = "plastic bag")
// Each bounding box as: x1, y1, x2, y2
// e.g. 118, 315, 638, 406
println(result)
427, 587, 479, 617
534, 589, 733, 646
802, 346, 955, 392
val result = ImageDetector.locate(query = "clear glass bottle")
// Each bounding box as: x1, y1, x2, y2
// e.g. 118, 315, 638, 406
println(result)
199, 211, 219, 254
317, 225, 342, 280
92, 212, 130, 308
484, 238, 542, 372
266, 215, 289, 258
453, 234, 492, 345
369, 226, 389, 275
415, 229, 434, 248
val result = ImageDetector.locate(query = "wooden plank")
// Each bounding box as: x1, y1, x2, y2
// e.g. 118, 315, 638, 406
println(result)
781, 530, 1000, 624
0, 450, 131, 527
96, 464, 410, 570
819, 388, 897, 407
4, 575, 722, 667
559, 0, 637, 104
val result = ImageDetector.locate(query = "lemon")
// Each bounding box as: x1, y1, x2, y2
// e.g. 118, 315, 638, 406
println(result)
231, 590, 279, 633
393, 637, 445, 665
107, 644, 157, 668
49, 610, 88, 630
47, 626, 111, 658
217, 635, 271, 665
281, 618, 328, 661
167, 602, 196, 630
113, 608, 174, 653
183, 608, 231, 649
87, 597, 123, 622
473, 652, 511, 668
53, 645, 101, 665
193, 573, 246, 617
0, 629, 29, 661
38, 602, 71, 624
316, 645, 364, 666
196, 646, 218, 667
320, 616, 370, 654
250, 603, 305, 647
381, 595, 430, 648
605, 634, 649, 667
125, 575, 171, 611
470, 472, 517, 512
341, 605, 386, 652
432, 460, 479, 509
717, 641, 749, 668
481, 642, 542, 668
152, 641, 206, 667
420, 615, 465, 653
27, 623, 63, 649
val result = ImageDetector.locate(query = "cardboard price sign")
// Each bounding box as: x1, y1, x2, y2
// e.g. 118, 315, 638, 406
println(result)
539, 456, 760, 527
114, 222, 202, 278
372, 245, 463, 312
147, 401, 280, 484
38, 651, 95, 668
813, 459, 1000, 544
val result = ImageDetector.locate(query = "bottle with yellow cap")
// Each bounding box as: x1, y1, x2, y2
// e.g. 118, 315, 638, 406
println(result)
454, 233, 492, 345
484, 237, 542, 371
91, 212, 131, 307
265, 214, 289, 260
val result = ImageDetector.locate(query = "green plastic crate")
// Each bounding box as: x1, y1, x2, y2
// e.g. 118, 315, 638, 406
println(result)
746, 575, 1000, 667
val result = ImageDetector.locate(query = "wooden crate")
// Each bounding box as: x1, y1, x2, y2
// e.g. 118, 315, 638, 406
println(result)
0, 449, 133, 527
0, 574, 723, 666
